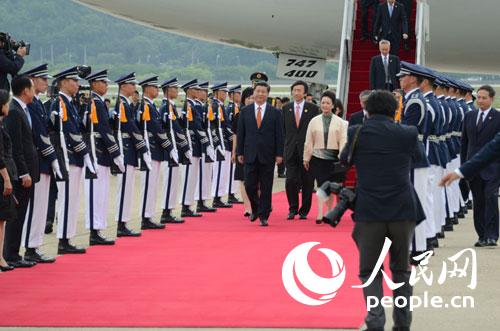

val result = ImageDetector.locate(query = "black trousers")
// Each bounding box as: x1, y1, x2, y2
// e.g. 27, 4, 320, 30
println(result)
459, 178, 470, 203
361, 0, 379, 37
4, 180, 33, 261
352, 220, 415, 330
285, 150, 314, 215
400, 0, 413, 33
244, 159, 275, 220
469, 177, 500, 241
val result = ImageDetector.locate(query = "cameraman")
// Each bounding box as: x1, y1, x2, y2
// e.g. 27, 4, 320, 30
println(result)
0, 34, 27, 92
340, 90, 425, 331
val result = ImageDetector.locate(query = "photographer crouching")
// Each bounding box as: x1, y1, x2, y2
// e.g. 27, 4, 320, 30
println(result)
0, 32, 28, 92
323, 90, 426, 331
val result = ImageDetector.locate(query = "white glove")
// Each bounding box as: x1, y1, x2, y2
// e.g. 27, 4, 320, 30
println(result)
143, 152, 152, 171
185, 150, 192, 160
206, 145, 215, 161
170, 150, 179, 164
84, 154, 96, 174
216, 146, 225, 160
51, 160, 63, 179
113, 155, 125, 173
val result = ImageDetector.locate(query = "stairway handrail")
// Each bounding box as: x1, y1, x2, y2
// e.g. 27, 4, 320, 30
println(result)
415, 0, 429, 65
336, 0, 356, 115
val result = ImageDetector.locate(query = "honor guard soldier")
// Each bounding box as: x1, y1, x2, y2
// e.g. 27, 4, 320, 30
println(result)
195, 81, 217, 213
159, 77, 189, 224
444, 78, 461, 227
84, 69, 124, 245
113, 72, 149, 237
50, 66, 95, 254
210, 82, 232, 208
19, 64, 59, 263
250, 72, 268, 88
179, 79, 214, 217
397, 62, 432, 259
138, 76, 173, 230
226, 84, 243, 204
417, 65, 445, 250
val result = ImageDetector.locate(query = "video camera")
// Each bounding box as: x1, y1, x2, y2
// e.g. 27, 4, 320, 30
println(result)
0, 32, 30, 55
316, 181, 356, 227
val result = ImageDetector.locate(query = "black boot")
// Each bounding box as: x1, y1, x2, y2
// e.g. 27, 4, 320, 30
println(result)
24, 248, 56, 263
197, 201, 216, 213
117, 222, 141, 237
181, 205, 202, 217
227, 193, 243, 204
443, 218, 454, 231
161, 209, 185, 224
58, 239, 86, 254
452, 213, 459, 225
141, 217, 166, 230
213, 197, 232, 208
90, 230, 115, 246
44, 219, 54, 234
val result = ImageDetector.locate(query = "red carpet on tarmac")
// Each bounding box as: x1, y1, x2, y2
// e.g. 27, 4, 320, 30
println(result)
0, 192, 366, 328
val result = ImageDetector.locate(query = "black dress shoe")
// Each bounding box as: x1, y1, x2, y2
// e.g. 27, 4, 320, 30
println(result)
316, 219, 322, 224
0, 264, 14, 272
474, 239, 487, 247
393, 327, 410, 331
299, 213, 307, 220
7, 259, 37, 268
250, 213, 258, 222
244, 212, 251, 217
410, 251, 426, 265
141, 218, 166, 230
181, 206, 202, 217
44, 220, 54, 234
260, 218, 269, 226
287, 211, 297, 220
437, 230, 445, 239
117, 222, 141, 237
228, 194, 243, 204
452, 214, 459, 224
277, 173, 286, 178
213, 198, 232, 208
486, 239, 498, 247
431, 236, 439, 248
197, 202, 217, 213
90, 230, 115, 246
24, 248, 56, 263
58, 239, 86, 254
457, 210, 465, 219
443, 219, 454, 231
466, 200, 473, 210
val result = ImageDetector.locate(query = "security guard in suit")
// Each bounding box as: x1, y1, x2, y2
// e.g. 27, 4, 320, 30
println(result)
50, 66, 95, 254
195, 81, 217, 213
397, 62, 431, 258
226, 84, 243, 204
179, 79, 214, 217
138, 76, 173, 230
211, 82, 233, 209
19, 64, 59, 263
84, 69, 124, 246
159, 77, 190, 224
113, 72, 148, 237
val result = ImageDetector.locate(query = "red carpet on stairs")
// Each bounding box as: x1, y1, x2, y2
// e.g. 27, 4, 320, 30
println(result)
0, 192, 366, 328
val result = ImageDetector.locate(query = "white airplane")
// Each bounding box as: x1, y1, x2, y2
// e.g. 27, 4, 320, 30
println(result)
74, 0, 499, 73
74, 0, 499, 105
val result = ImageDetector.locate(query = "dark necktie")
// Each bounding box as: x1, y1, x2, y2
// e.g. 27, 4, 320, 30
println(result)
477, 112, 485, 132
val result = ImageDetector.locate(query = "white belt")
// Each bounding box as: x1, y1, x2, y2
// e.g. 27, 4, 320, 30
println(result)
452, 132, 462, 137
428, 135, 439, 142
418, 134, 424, 141
121, 133, 130, 139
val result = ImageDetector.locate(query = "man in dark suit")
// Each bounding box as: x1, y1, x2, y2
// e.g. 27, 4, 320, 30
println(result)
237, 81, 284, 226
360, 0, 380, 41
282, 81, 319, 220
369, 40, 400, 91
441, 132, 500, 185
373, 0, 409, 55
460, 85, 500, 247
3, 75, 39, 268
349, 90, 372, 127
340, 90, 425, 331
